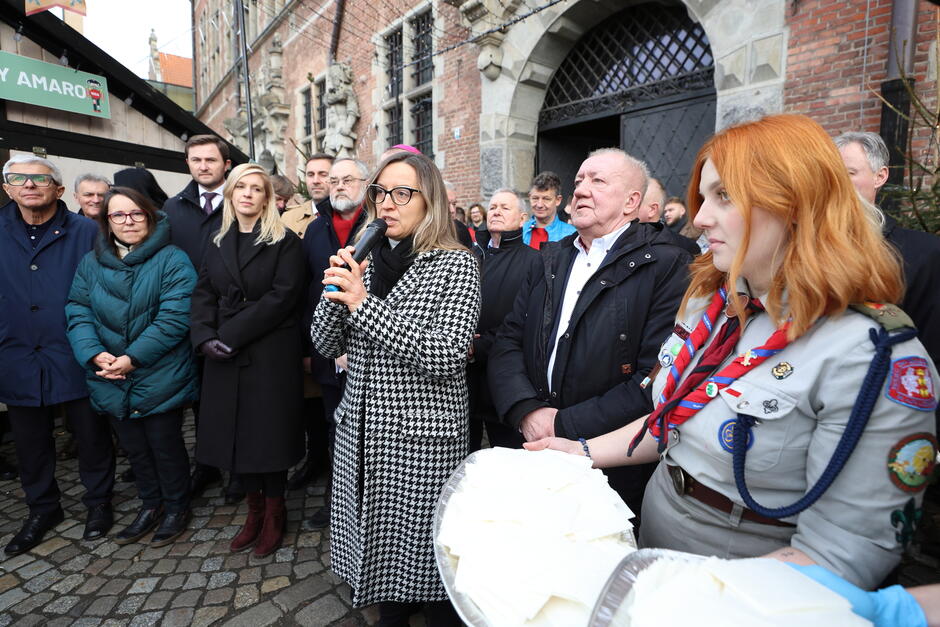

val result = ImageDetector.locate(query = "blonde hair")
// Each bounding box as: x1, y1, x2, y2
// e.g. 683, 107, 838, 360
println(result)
213, 163, 286, 247
683, 114, 903, 340
358, 152, 463, 253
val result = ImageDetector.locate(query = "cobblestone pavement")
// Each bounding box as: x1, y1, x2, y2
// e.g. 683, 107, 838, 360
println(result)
0, 412, 385, 626
1, 412, 938, 626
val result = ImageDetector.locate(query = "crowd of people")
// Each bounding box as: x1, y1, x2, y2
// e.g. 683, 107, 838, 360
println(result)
1, 114, 939, 626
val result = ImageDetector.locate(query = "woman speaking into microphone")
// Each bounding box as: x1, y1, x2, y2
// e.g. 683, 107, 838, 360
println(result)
312, 151, 479, 625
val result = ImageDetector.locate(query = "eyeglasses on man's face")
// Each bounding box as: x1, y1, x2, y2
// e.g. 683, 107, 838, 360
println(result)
4, 173, 55, 187
367, 184, 422, 206
108, 210, 148, 224
329, 176, 366, 188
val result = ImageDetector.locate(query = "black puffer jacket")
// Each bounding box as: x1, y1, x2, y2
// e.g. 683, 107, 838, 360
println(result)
488, 220, 691, 439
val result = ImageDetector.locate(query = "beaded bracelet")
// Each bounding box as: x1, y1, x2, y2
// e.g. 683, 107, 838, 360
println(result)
578, 437, 591, 459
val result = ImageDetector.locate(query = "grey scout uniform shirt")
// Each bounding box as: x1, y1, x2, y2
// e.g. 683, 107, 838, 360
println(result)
639, 291, 938, 590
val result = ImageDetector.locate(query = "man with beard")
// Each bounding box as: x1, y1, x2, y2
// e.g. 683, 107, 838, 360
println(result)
299, 158, 369, 529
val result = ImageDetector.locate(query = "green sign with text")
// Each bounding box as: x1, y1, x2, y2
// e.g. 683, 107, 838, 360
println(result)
0, 50, 110, 119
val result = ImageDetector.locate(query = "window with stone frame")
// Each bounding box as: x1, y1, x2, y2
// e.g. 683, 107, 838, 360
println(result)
380, 7, 435, 157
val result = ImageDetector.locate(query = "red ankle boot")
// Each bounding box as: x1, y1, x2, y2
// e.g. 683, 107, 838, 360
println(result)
253, 496, 285, 558
230, 492, 264, 552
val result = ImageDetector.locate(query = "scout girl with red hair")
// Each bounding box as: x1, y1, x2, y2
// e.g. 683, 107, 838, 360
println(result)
527, 114, 938, 590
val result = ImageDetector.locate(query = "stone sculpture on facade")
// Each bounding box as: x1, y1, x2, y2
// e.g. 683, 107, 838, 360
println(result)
323, 62, 359, 158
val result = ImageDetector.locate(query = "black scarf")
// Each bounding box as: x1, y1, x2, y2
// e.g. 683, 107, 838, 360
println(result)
369, 236, 416, 299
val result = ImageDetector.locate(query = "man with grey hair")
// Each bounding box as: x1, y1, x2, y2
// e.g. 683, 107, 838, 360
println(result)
73, 173, 110, 218
488, 147, 691, 515
0, 154, 115, 555
836, 131, 940, 436
468, 187, 541, 451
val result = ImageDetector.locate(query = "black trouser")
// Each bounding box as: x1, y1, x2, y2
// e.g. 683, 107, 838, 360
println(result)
241, 470, 287, 496
110, 408, 190, 514
376, 600, 462, 627
7, 398, 115, 515
469, 417, 526, 452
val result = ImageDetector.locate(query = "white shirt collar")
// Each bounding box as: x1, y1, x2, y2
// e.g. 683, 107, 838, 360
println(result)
573, 221, 632, 256
198, 182, 226, 197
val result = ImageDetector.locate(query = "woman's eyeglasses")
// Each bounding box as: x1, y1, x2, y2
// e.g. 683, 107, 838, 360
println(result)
108, 211, 148, 224
4, 173, 55, 187
367, 184, 422, 206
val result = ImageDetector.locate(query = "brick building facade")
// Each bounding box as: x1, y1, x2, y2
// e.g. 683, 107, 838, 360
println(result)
193, 0, 938, 206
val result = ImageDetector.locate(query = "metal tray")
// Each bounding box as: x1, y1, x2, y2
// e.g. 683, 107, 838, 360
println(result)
434, 450, 639, 627
589, 549, 706, 627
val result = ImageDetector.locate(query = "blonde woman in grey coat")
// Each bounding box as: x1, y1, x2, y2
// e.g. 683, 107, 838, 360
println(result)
312, 151, 480, 625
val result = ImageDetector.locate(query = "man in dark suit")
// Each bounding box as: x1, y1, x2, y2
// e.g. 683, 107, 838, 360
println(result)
836, 131, 940, 437
488, 149, 690, 517
162, 134, 244, 504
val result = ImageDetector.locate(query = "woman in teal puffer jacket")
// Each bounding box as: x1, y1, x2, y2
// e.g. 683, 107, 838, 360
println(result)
66, 187, 197, 548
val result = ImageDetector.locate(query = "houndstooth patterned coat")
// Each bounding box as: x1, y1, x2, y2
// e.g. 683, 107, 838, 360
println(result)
311, 247, 480, 606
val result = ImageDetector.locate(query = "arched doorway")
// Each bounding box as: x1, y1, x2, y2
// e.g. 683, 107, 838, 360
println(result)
536, 2, 716, 201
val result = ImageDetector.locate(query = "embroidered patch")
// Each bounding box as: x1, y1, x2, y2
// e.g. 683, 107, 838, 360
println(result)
718, 418, 753, 453
771, 362, 793, 380
762, 399, 779, 414
887, 433, 938, 493
891, 497, 923, 549
885, 357, 937, 411
659, 353, 674, 368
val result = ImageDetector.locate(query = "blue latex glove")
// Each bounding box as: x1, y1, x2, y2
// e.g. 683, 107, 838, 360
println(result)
788, 564, 927, 627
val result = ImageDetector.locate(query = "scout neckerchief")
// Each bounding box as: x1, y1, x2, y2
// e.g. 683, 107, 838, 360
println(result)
628, 287, 793, 455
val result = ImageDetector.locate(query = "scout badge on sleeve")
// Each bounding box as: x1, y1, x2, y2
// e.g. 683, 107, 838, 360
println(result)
885, 356, 938, 411
643, 322, 693, 389
887, 432, 938, 493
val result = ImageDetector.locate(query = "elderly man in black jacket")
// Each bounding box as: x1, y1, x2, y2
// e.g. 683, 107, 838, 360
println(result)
488, 148, 691, 515
469, 188, 542, 451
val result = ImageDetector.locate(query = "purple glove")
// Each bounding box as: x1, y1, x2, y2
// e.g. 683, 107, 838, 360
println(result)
200, 339, 237, 361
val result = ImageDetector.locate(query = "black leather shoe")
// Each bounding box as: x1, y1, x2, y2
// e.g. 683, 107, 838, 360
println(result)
224, 475, 245, 505
4, 508, 65, 556
114, 507, 163, 545
0, 456, 17, 481
83, 503, 113, 540
287, 459, 316, 491
150, 509, 191, 547
301, 504, 330, 530
189, 465, 222, 498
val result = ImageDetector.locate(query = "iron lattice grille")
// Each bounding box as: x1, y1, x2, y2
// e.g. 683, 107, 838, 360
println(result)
386, 103, 404, 147
540, 3, 714, 127
411, 95, 433, 157
386, 29, 404, 99
411, 11, 434, 87
315, 79, 327, 135
302, 87, 312, 138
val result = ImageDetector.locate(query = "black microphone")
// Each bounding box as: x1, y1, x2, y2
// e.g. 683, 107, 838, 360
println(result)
324, 218, 388, 292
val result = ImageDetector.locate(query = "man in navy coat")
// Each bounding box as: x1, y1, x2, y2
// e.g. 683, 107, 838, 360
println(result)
0, 155, 115, 555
